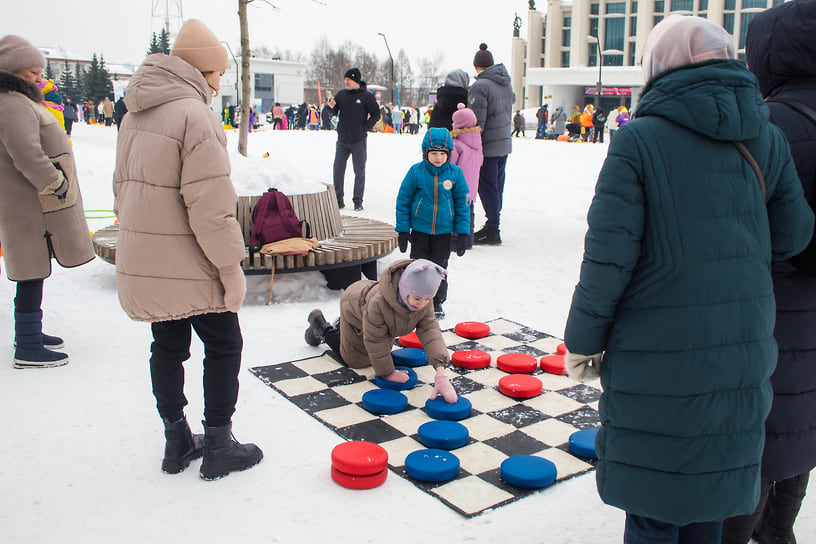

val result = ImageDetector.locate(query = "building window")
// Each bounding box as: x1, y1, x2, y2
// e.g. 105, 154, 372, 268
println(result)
605, 53, 624, 66
589, 49, 598, 66
772, 0, 784, 4
698, 0, 708, 9
631, 0, 639, 12
561, 50, 571, 67
628, 41, 637, 66
741, 0, 764, 7
698, 11, 707, 17
630, 15, 638, 35
670, 0, 693, 10
654, 14, 664, 24
606, 2, 626, 13
562, 28, 571, 47
739, 12, 756, 48
655, 0, 665, 12
723, 12, 735, 33
254, 73, 274, 93
605, 18, 625, 51
725, 0, 736, 9
590, 18, 599, 38
591, 2, 600, 14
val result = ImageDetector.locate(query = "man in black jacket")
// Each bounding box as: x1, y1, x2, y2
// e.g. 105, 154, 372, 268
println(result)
113, 96, 128, 130
327, 67, 380, 211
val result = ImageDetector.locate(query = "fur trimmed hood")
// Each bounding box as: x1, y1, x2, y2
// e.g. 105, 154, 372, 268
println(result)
450, 125, 481, 138
0, 71, 43, 102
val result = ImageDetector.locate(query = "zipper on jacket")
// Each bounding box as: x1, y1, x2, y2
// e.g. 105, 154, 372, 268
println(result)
414, 196, 423, 219
432, 174, 438, 233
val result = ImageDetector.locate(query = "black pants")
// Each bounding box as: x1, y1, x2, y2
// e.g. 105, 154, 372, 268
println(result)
409, 231, 451, 306
64, 118, 74, 136
15, 279, 44, 313
333, 139, 367, 207
592, 124, 605, 143
149, 312, 243, 427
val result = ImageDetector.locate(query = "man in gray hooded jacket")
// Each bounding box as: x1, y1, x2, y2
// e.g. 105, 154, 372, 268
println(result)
468, 43, 514, 245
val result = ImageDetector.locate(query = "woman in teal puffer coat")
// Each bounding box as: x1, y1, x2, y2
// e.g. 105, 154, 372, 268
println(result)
564, 16, 814, 543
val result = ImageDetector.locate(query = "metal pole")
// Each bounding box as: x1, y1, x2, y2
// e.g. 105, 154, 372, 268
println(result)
594, 35, 602, 109
378, 33, 394, 105
221, 41, 240, 105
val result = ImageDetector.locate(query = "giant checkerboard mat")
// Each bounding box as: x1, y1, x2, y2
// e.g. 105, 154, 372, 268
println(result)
250, 318, 602, 517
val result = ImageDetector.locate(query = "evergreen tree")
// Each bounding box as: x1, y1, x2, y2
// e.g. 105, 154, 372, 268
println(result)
146, 28, 171, 55
147, 32, 160, 55
74, 63, 86, 102
45, 61, 54, 81
84, 54, 114, 103
159, 28, 171, 54
59, 60, 76, 100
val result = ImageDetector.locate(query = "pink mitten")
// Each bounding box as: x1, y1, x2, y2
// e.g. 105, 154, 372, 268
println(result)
382, 369, 409, 383
430, 375, 458, 404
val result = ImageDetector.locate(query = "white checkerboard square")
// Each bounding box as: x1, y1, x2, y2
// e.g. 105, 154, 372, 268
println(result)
315, 404, 376, 428
273, 376, 328, 397
433, 476, 515, 516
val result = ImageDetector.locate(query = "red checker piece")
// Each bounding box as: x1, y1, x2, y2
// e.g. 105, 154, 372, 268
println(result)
556, 343, 567, 355
331, 441, 388, 476
330, 466, 388, 490
540, 354, 569, 376
398, 331, 423, 349
451, 350, 491, 370
496, 353, 538, 374
454, 321, 490, 339
499, 374, 543, 399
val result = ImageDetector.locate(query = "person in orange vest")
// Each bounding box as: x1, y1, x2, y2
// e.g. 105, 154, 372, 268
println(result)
580, 104, 594, 141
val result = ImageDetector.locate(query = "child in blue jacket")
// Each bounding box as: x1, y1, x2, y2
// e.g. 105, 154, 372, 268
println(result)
396, 127, 470, 318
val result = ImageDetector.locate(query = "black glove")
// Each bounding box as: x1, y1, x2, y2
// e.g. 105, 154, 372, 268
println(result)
398, 232, 410, 253
455, 234, 468, 257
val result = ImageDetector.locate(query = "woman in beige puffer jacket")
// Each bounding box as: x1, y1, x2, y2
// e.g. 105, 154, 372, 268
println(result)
113, 19, 261, 481
0, 35, 94, 370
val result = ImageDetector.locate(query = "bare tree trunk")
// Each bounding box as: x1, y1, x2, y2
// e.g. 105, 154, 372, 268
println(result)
237, 0, 251, 157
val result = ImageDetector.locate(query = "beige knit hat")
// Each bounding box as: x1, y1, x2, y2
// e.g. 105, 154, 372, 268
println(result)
641, 15, 735, 82
170, 19, 229, 73
0, 35, 46, 74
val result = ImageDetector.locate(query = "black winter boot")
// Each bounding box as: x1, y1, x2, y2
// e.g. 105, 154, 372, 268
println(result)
13, 311, 69, 369
161, 417, 204, 474
473, 228, 501, 245
754, 473, 810, 544
199, 421, 263, 480
304, 309, 332, 346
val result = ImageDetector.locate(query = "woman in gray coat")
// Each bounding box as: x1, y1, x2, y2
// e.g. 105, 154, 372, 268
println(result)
0, 35, 94, 369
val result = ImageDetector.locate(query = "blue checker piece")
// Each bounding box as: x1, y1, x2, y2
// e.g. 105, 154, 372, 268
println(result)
417, 420, 469, 450
424, 396, 472, 421
568, 428, 598, 459
374, 367, 418, 390
405, 449, 461, 482
500, 455, 557, 489
361, 389, 408, 415
390, 347, 429, 367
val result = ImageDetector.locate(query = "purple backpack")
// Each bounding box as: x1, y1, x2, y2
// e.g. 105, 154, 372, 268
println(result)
250, 188, 310, 247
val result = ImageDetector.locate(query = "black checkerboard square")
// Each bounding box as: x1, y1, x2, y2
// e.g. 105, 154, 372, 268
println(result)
250, 318, 602, 517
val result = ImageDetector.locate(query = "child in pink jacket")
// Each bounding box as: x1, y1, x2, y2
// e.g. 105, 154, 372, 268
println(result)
450, 103, 483, 249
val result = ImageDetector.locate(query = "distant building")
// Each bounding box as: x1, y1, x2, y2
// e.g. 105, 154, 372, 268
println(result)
219, 57, 307, 114
511, 0, 786, 112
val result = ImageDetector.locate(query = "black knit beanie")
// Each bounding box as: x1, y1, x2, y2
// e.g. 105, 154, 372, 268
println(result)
473, 43, 494, 69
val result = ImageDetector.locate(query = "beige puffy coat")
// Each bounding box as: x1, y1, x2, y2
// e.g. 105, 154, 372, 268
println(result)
339, 259, 449, 377
113, 54, 245, 322
0, 72, 94, 281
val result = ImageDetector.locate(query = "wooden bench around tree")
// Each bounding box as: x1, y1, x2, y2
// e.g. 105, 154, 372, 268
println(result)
91, 185, 399, 290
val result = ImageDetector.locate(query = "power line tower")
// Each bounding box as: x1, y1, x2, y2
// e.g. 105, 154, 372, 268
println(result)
151, 0, 184, 42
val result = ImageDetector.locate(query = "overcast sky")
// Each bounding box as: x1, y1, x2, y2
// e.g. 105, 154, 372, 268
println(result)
3, 0, 537, 79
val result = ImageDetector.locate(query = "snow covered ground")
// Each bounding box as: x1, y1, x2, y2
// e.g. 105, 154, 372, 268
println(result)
1, 122, 813, 543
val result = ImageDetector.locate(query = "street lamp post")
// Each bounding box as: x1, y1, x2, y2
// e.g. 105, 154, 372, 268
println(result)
589, 35, 602, 108
221, 41, 240, 105
377, 32, 395, 105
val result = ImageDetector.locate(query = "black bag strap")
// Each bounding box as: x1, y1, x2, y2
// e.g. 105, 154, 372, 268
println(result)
766, 97, 816, 127
734, 141, 766, 201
